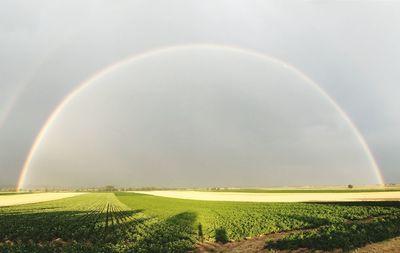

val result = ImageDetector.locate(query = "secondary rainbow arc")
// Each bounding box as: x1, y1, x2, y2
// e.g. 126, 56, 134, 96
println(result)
16, 44, 385, 191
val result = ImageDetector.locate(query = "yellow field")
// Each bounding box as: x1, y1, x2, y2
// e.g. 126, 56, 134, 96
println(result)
132, 190, 400, 202
0, 192, 86, 207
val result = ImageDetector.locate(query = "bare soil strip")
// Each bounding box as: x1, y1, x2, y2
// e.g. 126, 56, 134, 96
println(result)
355, 236, 400, 253
133, 190, 400, 202
192, 225, 330, 253
0, 192, 85, 207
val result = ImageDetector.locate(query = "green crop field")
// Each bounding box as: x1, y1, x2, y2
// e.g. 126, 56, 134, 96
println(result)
0, 192, 400, 252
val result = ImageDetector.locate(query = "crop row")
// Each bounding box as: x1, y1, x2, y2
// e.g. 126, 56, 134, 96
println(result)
116, 192, 400, 250
0, 193, 195, 253
1, 193, 400, 252
267, 215, 400, 250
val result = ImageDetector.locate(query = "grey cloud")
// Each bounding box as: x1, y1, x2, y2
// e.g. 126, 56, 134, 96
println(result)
1, 1, 399, 187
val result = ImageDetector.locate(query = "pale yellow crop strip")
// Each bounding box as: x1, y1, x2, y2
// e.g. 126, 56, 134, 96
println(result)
132, 191, 400, 202
0, 192, 86, 207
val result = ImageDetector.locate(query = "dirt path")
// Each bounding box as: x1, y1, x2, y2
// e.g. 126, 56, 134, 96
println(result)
191, 233, 400, 253
192, 232, 288, 253
0, 192, 86, 207
355, 237, 400, 253
191, 229, 322, 253
132, 190, 400, 202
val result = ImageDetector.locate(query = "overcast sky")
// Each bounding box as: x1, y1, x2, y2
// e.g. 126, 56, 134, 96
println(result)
1, 1, 399, 188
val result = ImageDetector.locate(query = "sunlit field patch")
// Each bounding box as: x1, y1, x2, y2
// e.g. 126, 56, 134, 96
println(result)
0, 192, 85, 207
131, 190, 400, 202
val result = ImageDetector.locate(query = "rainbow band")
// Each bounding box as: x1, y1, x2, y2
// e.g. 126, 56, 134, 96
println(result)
16, 44, 385, 191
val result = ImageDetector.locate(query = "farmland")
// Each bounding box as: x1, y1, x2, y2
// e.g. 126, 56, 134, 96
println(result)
0, 192, 32, 196
0, 192, 85, 207
132, 190, 400, 202
0, 192, 400, 252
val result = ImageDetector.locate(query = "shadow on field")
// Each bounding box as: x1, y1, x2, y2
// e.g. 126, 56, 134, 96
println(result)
0, 209, 198, 253
129, 211, 198, 253
0, 208, 145, 242
266, 213, 400, 251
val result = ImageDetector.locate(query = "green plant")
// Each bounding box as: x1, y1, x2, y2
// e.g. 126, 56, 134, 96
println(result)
215, 227, 229, 243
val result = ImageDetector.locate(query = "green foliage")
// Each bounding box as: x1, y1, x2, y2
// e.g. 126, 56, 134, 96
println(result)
101, 185, 117, 192
197, 223, 204, 241
215, 227, 229, 243
116, 192, 400, 242
1, 192, 400, 252
0, 193, 195, 253
267, 216, 400, 251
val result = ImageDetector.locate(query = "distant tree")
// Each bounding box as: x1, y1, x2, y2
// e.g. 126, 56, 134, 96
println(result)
348, 184, 354, 189
103, 185, 116, 192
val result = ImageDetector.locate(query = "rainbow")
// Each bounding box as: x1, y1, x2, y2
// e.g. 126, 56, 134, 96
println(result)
16, 44, 385, 191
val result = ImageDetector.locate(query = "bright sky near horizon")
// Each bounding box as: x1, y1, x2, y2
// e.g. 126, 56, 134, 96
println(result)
0, 1, 399, 188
